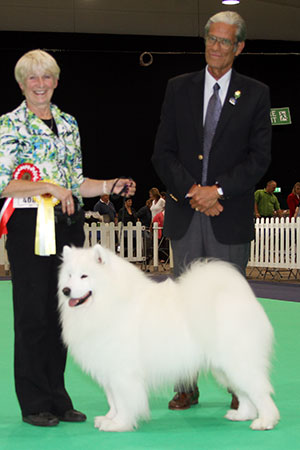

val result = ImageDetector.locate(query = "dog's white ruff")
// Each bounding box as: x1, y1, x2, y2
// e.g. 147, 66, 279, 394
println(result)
58, 244, 280, 432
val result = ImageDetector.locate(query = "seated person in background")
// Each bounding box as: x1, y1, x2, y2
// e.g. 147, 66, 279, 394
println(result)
118, 197, 137, 225
287, 182, 300, 219
254, 180, 282, 218
151, 209, 165, 240
118, 197, 138, 257
136, 199, 152, 228
136, 199, 152, 258
151, 208, 168, 262
93, 194, 117, 223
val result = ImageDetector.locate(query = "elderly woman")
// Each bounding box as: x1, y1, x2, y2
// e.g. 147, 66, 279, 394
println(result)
0, 49, 135, 427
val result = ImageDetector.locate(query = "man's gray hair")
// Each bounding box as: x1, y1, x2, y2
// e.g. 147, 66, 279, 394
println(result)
204, 11, 247, 43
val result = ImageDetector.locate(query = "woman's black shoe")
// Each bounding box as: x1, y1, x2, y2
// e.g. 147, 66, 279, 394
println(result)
58, 409, 87, 422
23, 412, 59, 427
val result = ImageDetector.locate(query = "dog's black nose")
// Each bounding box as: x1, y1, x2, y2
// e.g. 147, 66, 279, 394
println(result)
62, 287, 71, 297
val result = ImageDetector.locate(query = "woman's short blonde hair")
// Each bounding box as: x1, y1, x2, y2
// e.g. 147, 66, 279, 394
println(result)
14, 49, 60, 84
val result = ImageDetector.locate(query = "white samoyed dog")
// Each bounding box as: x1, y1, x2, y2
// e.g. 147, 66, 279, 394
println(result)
58, 244, 279, 432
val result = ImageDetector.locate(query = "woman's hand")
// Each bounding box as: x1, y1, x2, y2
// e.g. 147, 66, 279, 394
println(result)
110, 178, 136, 197
46, 183, 74, 215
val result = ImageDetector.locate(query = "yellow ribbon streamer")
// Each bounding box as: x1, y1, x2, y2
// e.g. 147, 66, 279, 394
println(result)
33, 191, 60, 256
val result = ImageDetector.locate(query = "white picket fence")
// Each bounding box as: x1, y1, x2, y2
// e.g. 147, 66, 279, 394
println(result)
248, 217, 300, 278
0, 222, 172, 273
1, 218, 300, 276
84, 221, 173, 270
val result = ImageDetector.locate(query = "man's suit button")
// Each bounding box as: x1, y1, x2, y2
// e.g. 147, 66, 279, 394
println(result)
198, 154, 203, 160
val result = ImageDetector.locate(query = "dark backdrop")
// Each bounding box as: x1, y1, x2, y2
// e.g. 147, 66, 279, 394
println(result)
0, 31, 298, 212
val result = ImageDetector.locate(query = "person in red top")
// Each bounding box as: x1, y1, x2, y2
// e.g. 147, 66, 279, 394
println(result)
287, 182, 300, 219
152, 210, 165, 239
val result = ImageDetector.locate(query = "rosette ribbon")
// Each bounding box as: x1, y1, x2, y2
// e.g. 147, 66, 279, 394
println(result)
34, 183, 60, 256
0, 163, 41, 237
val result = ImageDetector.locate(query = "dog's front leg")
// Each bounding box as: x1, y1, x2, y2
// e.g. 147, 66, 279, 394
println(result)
94, 386, 117, 429
95, 375, 150, 432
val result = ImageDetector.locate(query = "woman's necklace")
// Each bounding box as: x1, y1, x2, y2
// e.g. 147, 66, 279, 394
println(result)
41, 116, 58, 136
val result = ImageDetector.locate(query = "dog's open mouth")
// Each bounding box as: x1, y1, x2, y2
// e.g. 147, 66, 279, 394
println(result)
69, 291, 92, 307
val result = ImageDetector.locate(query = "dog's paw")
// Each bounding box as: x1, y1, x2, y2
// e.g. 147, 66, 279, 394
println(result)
225, 409, 241, 421
225, 409, 256, 422
250, 417, 278, 431
94, 416, 106, 428
98, 418, 134, 432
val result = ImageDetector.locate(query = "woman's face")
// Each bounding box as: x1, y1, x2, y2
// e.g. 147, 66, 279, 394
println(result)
126, 199, 132, 207
19, 69, 58, 112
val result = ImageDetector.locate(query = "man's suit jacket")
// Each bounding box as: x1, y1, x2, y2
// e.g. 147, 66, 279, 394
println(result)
152, 69, 272, 244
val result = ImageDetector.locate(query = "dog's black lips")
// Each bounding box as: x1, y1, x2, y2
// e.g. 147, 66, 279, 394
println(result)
69, 291, 92, 307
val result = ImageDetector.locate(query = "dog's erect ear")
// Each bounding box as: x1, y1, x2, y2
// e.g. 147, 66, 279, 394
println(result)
62, 245, 72, 259
93, 244, 105, 264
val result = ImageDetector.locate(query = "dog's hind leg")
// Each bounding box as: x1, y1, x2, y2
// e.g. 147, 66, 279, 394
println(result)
96, 376, 150, 432
223, 369, 279, 430
211, 367, 230, 389
248, 391, 280, 430
225, 393, 257, 421
212, 368, 257, 422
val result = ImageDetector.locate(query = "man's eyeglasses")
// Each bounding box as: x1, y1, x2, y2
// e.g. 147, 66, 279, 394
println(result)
205, 34, 236, 49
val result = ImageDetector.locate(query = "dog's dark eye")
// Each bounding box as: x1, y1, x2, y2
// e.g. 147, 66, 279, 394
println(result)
81, 274, 88, 279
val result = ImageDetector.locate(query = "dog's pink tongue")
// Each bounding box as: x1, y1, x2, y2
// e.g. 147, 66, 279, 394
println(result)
69, 298, 79, 307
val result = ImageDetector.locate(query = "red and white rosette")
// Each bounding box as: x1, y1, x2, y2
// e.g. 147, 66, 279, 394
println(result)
0, 163, 41, 237
13, 163, 41, 183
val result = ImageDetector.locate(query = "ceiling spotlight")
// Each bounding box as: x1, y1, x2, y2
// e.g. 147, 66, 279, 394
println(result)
222, 0, 240, 4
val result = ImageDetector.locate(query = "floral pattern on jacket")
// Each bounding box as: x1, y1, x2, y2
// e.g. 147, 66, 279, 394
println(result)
0, 101, 84, 203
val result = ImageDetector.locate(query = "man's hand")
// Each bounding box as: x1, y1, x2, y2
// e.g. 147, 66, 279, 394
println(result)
186, 184, 224, 214
203, 201, 223, 216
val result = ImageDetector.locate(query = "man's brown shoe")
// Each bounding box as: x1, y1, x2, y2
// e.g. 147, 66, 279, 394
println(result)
227, 388, 239, 410
168, 388, 199, 410
230, 393, 239, 410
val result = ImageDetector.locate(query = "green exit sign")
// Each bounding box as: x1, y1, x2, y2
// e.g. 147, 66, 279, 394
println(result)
270, 107, 291, 125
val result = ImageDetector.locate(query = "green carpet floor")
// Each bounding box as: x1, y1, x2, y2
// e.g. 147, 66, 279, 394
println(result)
0, 280, 299, 450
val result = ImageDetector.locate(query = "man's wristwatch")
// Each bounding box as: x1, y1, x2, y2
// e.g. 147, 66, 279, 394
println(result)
215, 182, 224, 198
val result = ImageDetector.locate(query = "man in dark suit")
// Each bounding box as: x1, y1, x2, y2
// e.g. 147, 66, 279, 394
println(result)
152, 11, 272, 411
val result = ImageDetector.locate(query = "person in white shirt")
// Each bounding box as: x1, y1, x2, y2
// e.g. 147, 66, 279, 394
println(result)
149, 187, 165, 218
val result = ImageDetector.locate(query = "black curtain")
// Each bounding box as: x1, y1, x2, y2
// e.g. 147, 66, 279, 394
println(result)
0, 32, 298, 210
